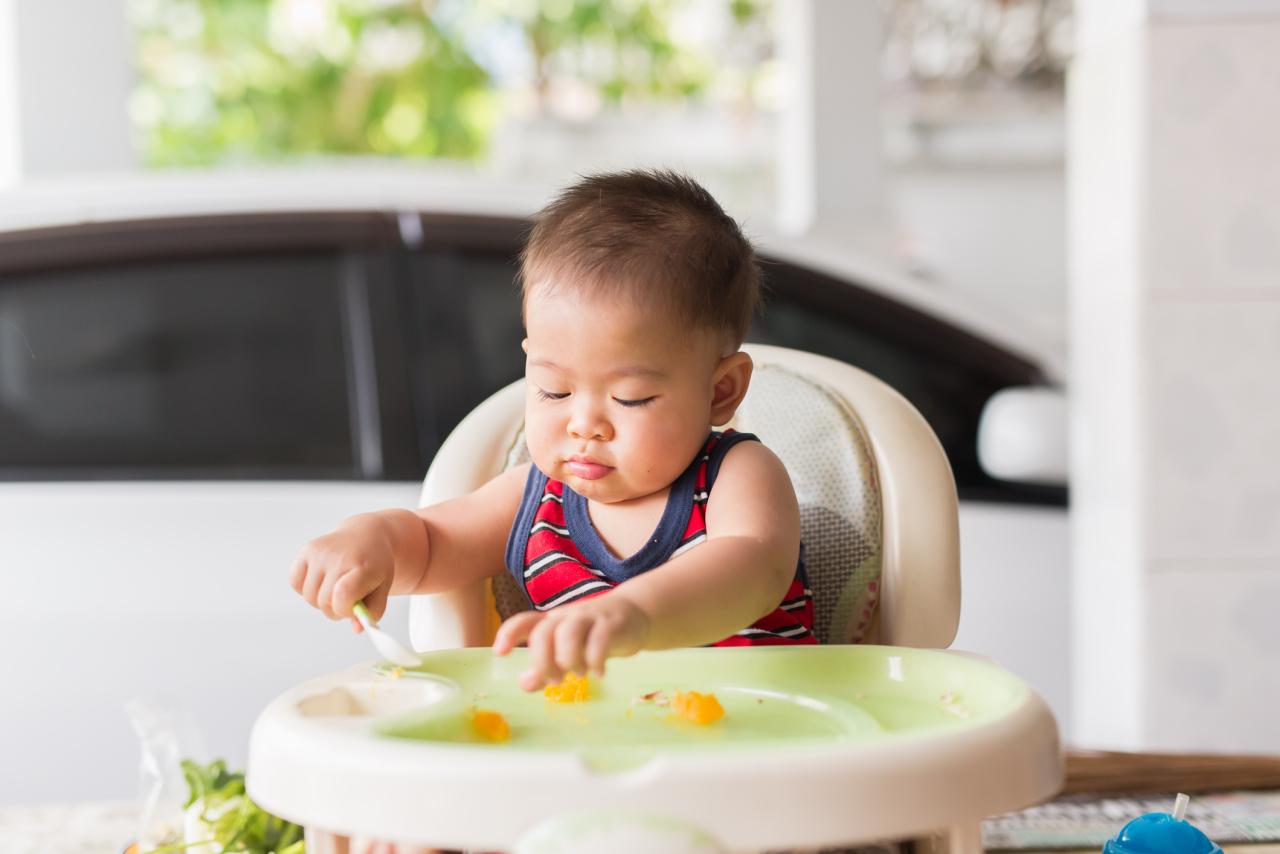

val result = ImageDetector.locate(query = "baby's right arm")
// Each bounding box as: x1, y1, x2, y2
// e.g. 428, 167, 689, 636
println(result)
289, 463, 531, 625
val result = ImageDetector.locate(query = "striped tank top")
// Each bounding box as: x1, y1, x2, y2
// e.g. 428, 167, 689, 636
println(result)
503, 430, 816, 646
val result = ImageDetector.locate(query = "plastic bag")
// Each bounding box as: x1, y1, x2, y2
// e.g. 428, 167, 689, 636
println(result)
125, 697, 208, 851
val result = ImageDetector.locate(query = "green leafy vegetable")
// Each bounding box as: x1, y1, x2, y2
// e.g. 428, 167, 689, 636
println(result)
145, 759, 305, 854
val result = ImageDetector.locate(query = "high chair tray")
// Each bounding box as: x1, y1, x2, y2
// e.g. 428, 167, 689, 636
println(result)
247, 645, 1061, 851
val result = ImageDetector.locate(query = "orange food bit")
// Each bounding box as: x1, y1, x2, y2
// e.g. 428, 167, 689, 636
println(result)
543, 672, 591, 703
470, 709, 510, 742
671, 690, 724, 725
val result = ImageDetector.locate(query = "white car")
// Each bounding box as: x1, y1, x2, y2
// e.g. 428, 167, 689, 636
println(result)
0, 169, 1068, 804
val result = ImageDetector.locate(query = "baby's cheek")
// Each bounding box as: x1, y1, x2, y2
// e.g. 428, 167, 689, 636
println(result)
524, 424, 560, 475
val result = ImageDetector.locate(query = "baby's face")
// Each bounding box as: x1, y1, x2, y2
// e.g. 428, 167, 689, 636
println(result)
523, 288, 723, 505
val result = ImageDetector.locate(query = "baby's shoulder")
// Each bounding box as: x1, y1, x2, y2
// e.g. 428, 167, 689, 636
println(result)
711, 437, 788, 491
704, 437, 798, 532
712, 435, 786, 480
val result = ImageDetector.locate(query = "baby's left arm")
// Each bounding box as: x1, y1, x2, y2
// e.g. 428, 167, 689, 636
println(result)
493, 441, 800, 689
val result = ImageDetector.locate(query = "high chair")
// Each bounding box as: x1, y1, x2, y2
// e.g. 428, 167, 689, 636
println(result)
409, 343, 962, 653
248, 345, 1061, 854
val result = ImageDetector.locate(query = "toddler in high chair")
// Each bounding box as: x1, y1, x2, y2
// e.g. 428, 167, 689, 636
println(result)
289, 169, 815, 853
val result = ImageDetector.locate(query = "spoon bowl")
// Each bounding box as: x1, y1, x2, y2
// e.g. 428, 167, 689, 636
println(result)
352, 601, 422, 668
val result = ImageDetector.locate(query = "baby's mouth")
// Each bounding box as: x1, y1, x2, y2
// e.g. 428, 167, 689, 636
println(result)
565, 457, 614, 480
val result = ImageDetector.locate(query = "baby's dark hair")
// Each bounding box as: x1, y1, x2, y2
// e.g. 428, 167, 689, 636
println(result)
519, 169, 762, 348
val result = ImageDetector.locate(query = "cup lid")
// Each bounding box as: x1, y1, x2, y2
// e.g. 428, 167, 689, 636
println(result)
1103, 812, 1223, 854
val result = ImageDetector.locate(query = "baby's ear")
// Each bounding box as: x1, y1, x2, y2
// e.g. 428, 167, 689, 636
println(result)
521, 338, 529, 354
710, 351, 753, 426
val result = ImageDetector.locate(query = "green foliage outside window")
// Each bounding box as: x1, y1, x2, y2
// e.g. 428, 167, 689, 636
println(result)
131, 0, 770, 168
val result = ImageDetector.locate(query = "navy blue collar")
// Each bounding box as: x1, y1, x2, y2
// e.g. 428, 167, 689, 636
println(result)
562, 444, 702, 583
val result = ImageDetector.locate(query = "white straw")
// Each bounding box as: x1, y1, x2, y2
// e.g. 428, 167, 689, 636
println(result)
1173, 793, 1190, 822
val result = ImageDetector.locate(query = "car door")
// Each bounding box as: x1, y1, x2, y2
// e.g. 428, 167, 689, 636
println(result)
0, 212, 424, 802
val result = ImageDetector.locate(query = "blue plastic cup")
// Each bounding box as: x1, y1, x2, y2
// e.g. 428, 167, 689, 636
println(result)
1103, 795, 1223, 854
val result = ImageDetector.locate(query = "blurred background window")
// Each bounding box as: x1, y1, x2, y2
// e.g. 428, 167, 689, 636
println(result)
128, 0, 778, 179
128, 0, 1071, 167
883, 0, 1071, 92
127, 0, 1073, 333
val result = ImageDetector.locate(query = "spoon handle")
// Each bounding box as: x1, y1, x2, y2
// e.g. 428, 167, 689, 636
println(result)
351, 601, 376, 630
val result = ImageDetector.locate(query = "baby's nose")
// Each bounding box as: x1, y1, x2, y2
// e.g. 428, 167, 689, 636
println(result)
568, 406, 612, 441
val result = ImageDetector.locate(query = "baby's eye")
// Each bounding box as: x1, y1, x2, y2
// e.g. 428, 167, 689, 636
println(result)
537, 389, 569, 402
614, 396, 657, 408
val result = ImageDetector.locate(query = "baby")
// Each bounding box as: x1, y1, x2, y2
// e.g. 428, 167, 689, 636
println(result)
290, 169, 815, 697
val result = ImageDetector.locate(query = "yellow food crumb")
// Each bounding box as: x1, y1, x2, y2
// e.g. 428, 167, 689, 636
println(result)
671, 690, 724, 725
388, 666, 404, 679
544, 672, 591, 703
471, 709, 510, 742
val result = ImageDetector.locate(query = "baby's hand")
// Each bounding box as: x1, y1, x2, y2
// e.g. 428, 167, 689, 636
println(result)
288, 515, 396, 630
492, 596, 651, 691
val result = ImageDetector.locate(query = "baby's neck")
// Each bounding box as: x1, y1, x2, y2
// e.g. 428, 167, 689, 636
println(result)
585, 486, 672, 562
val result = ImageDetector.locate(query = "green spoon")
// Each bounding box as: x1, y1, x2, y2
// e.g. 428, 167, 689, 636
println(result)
352, 601, 422, 668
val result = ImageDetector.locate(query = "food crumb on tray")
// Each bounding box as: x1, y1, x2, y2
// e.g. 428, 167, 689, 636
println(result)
544, 672, 591, 703
670, 690, 724, 725
634, 690, 671, 707
470, 709, 511, 742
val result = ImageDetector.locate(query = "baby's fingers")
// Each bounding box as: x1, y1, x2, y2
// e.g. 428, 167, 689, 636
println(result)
523, 618, 563, 691
493, 610, 544, 656
553, 616, 592, 677
288, 556, 308, 594
584, 618, 615, 678
300, 559, 326, 610
333, 567, 385, 621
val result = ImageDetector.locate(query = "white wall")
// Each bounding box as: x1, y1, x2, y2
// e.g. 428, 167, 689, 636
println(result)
1, 0, 134, 185
1070, 1, 1280, 751
0, 1, 21, 188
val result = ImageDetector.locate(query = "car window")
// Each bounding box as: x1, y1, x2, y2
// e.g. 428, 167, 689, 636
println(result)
396, 215, 528, 470
401, 245, 526, 466
0, 252, 356, 478
749, 259, 1065, 506
400, 235, 1064, 506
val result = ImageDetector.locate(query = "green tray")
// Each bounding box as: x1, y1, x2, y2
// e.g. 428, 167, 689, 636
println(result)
372, 645, 1027, 769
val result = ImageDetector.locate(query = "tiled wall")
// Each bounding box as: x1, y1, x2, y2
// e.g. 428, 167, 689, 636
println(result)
1071, 5, 1280, 751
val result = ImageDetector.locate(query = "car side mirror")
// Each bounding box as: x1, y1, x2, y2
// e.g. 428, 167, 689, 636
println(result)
977, 387, 1068, 487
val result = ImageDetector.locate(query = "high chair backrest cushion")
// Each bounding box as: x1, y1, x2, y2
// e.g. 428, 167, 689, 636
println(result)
728, 362, 883, 644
